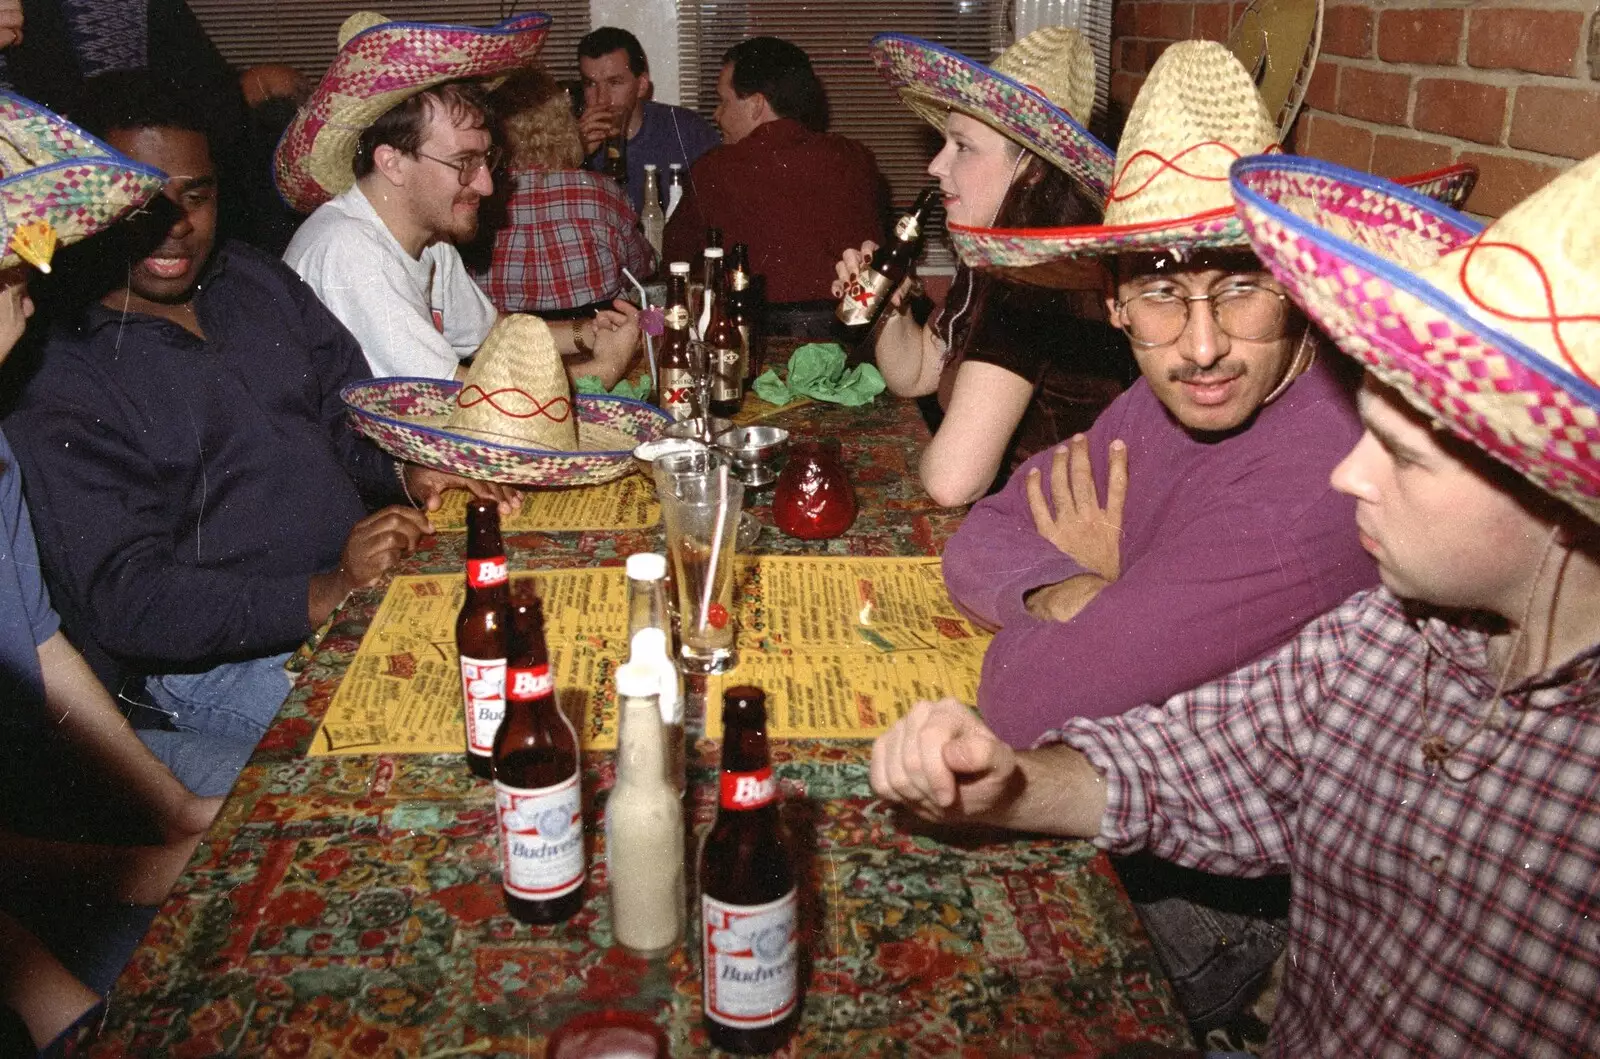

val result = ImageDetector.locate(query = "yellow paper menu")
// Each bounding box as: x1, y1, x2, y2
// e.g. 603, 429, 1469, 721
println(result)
426, 473, 658, 533
310, 569, 632, 756
308, 556, 991, 757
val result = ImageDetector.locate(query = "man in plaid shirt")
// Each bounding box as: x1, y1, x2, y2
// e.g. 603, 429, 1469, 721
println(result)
475, 166, 653, 313
871, 154, 1600, 1056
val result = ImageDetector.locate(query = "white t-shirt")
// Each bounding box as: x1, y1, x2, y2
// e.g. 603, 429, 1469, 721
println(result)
283, 184, 498, 379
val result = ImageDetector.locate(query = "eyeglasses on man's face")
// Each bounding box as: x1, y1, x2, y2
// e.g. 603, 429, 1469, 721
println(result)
1115, 283, 1291, 349
414, 146, 503, 186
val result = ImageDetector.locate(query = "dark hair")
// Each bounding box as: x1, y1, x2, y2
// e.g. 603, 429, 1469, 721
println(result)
578, 27, 648, 75
73, 70, 209, 142
722, 37, 827, 130
353, 81, 491, 179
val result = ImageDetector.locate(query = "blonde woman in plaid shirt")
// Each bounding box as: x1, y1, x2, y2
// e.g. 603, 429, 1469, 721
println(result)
871, 153, 1600, 1057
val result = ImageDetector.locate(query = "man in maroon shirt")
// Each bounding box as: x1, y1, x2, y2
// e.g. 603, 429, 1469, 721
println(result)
662, 36, 887, 326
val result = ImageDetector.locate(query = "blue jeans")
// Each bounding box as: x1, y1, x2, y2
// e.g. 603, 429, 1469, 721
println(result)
136, 652, 292, 797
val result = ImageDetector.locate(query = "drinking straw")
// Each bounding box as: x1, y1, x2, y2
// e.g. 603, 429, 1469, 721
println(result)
698, 463, 730, 635
622, 267, 657, 393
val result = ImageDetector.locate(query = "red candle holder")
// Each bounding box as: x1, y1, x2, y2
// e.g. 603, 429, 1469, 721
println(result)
773, 438, 856, 539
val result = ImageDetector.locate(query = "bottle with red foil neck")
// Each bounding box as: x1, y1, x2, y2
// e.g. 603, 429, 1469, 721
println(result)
456, 500, 509, 779
492, 583, 585, 924
699, 686, 799, 1054
772, 438, 857, 540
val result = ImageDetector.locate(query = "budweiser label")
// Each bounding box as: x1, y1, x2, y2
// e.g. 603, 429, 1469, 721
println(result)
660, 367, 696, 421
466, 556, 508, 589
702, 890, 799, 1028
719, 767, 775, 810
495, 772, 584, 900
507, 664, 555, 701
459, 655, 506, 756
837, 266, 892, 326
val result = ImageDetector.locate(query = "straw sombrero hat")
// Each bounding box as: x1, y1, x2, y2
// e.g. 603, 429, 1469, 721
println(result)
342, 315, 671, 487
1232, 152, 1600, 522
946, 40, 1478, 286
0, 92, 166, 271
871, 28, 1115, 206
274, 10, 550, 214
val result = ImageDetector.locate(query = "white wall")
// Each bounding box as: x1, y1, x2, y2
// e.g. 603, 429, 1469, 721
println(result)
590, 0, 683, 106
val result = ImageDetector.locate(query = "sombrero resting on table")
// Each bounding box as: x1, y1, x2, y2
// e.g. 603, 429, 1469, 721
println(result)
0, 91, 166, 271
947, 39, 1478, 287
274, 9, 552, 213
1231, 151, 1600, 522
871, 27, 1115, 207
344, 315, 671, 488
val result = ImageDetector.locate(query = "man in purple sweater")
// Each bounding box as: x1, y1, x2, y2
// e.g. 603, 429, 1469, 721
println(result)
938, 43, 1381, 1042
943, 43, 1377, 751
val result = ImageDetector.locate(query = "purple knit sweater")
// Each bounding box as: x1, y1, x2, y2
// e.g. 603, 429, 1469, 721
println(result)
943, 355, 1378, 746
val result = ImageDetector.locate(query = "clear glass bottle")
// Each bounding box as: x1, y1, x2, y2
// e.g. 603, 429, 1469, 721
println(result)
605, 662, 684, 959
640, 164, 665, 266
628, 625, 683, 791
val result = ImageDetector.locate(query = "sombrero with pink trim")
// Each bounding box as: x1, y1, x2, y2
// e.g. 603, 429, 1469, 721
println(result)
343, 314, 670, 487
871, 28, 1114, 206
1231, 152, 1600, 522
0, 91, 166, 271
947, 39, 1479, 287
274, 10, 551, 214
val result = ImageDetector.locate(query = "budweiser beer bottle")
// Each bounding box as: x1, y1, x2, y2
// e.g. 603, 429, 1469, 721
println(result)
659, 262, 696, 422
457, 500, 509, 780
493, 584, 585, 924
702, 251, 743, 418
699, 686, 799, 1054
836, 186, 936, 335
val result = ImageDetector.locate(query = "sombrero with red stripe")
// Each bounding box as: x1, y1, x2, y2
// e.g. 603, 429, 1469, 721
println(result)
343, 315, 669, 487
947, 40, 1478, 286
1232, 152, 1600, 522
275, 10, 550, 214
871, 28, 1114, 206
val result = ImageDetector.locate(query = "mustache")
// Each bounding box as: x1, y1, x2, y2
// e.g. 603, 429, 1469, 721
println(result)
1170, 362, 1246, 384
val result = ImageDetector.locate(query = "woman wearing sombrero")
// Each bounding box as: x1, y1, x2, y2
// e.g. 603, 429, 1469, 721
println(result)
0, 92, 229, 1055
832, 28, 1134, 507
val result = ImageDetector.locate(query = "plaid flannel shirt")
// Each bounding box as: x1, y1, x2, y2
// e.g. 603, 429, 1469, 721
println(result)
1055, 587, 1600, 1057
476, 169, 654, 313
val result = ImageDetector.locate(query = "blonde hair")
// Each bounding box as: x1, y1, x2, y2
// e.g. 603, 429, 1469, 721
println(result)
492, 67, 584, 170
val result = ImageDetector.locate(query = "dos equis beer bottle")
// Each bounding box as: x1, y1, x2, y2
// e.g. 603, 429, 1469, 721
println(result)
699, 686, 799, 1053
492, 583, 585, 924
456, 500, 509, 780
835, 186, 936, 338
659, 261, 696, 422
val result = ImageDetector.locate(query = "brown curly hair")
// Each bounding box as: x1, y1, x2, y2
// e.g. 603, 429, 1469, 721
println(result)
491, 67, 584, 170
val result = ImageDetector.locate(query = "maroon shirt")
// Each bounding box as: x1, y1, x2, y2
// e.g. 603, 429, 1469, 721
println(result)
662, 118, 888, 303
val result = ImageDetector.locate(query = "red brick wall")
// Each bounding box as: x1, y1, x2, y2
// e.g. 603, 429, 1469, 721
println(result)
1110, 0, 1600, 217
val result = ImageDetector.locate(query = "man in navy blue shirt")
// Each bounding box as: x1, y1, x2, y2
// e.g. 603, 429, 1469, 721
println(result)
6, 74, 512, 783
578, 26, 720, 217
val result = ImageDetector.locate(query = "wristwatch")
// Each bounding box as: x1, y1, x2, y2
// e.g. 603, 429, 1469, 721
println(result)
570, 316, 595, 356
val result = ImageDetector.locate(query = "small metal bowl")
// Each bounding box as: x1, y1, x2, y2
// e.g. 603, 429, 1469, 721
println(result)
664, 416, 732, 443
715, 425, 790, 488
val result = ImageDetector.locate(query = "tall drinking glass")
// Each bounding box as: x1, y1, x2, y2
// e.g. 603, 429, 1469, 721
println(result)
656, 452, 743, 675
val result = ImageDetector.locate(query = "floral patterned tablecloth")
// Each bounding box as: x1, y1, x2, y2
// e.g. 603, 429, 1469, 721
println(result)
88, 390, 1195, 1058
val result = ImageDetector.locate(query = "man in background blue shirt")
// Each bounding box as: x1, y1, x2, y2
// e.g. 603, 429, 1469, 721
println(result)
578, 26, 719, 217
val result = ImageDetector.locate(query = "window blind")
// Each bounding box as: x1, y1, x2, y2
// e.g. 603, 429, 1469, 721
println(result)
187, 1, 590, 83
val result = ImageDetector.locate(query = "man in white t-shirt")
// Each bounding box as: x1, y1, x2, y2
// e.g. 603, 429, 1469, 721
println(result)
277, 13, 639, 384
